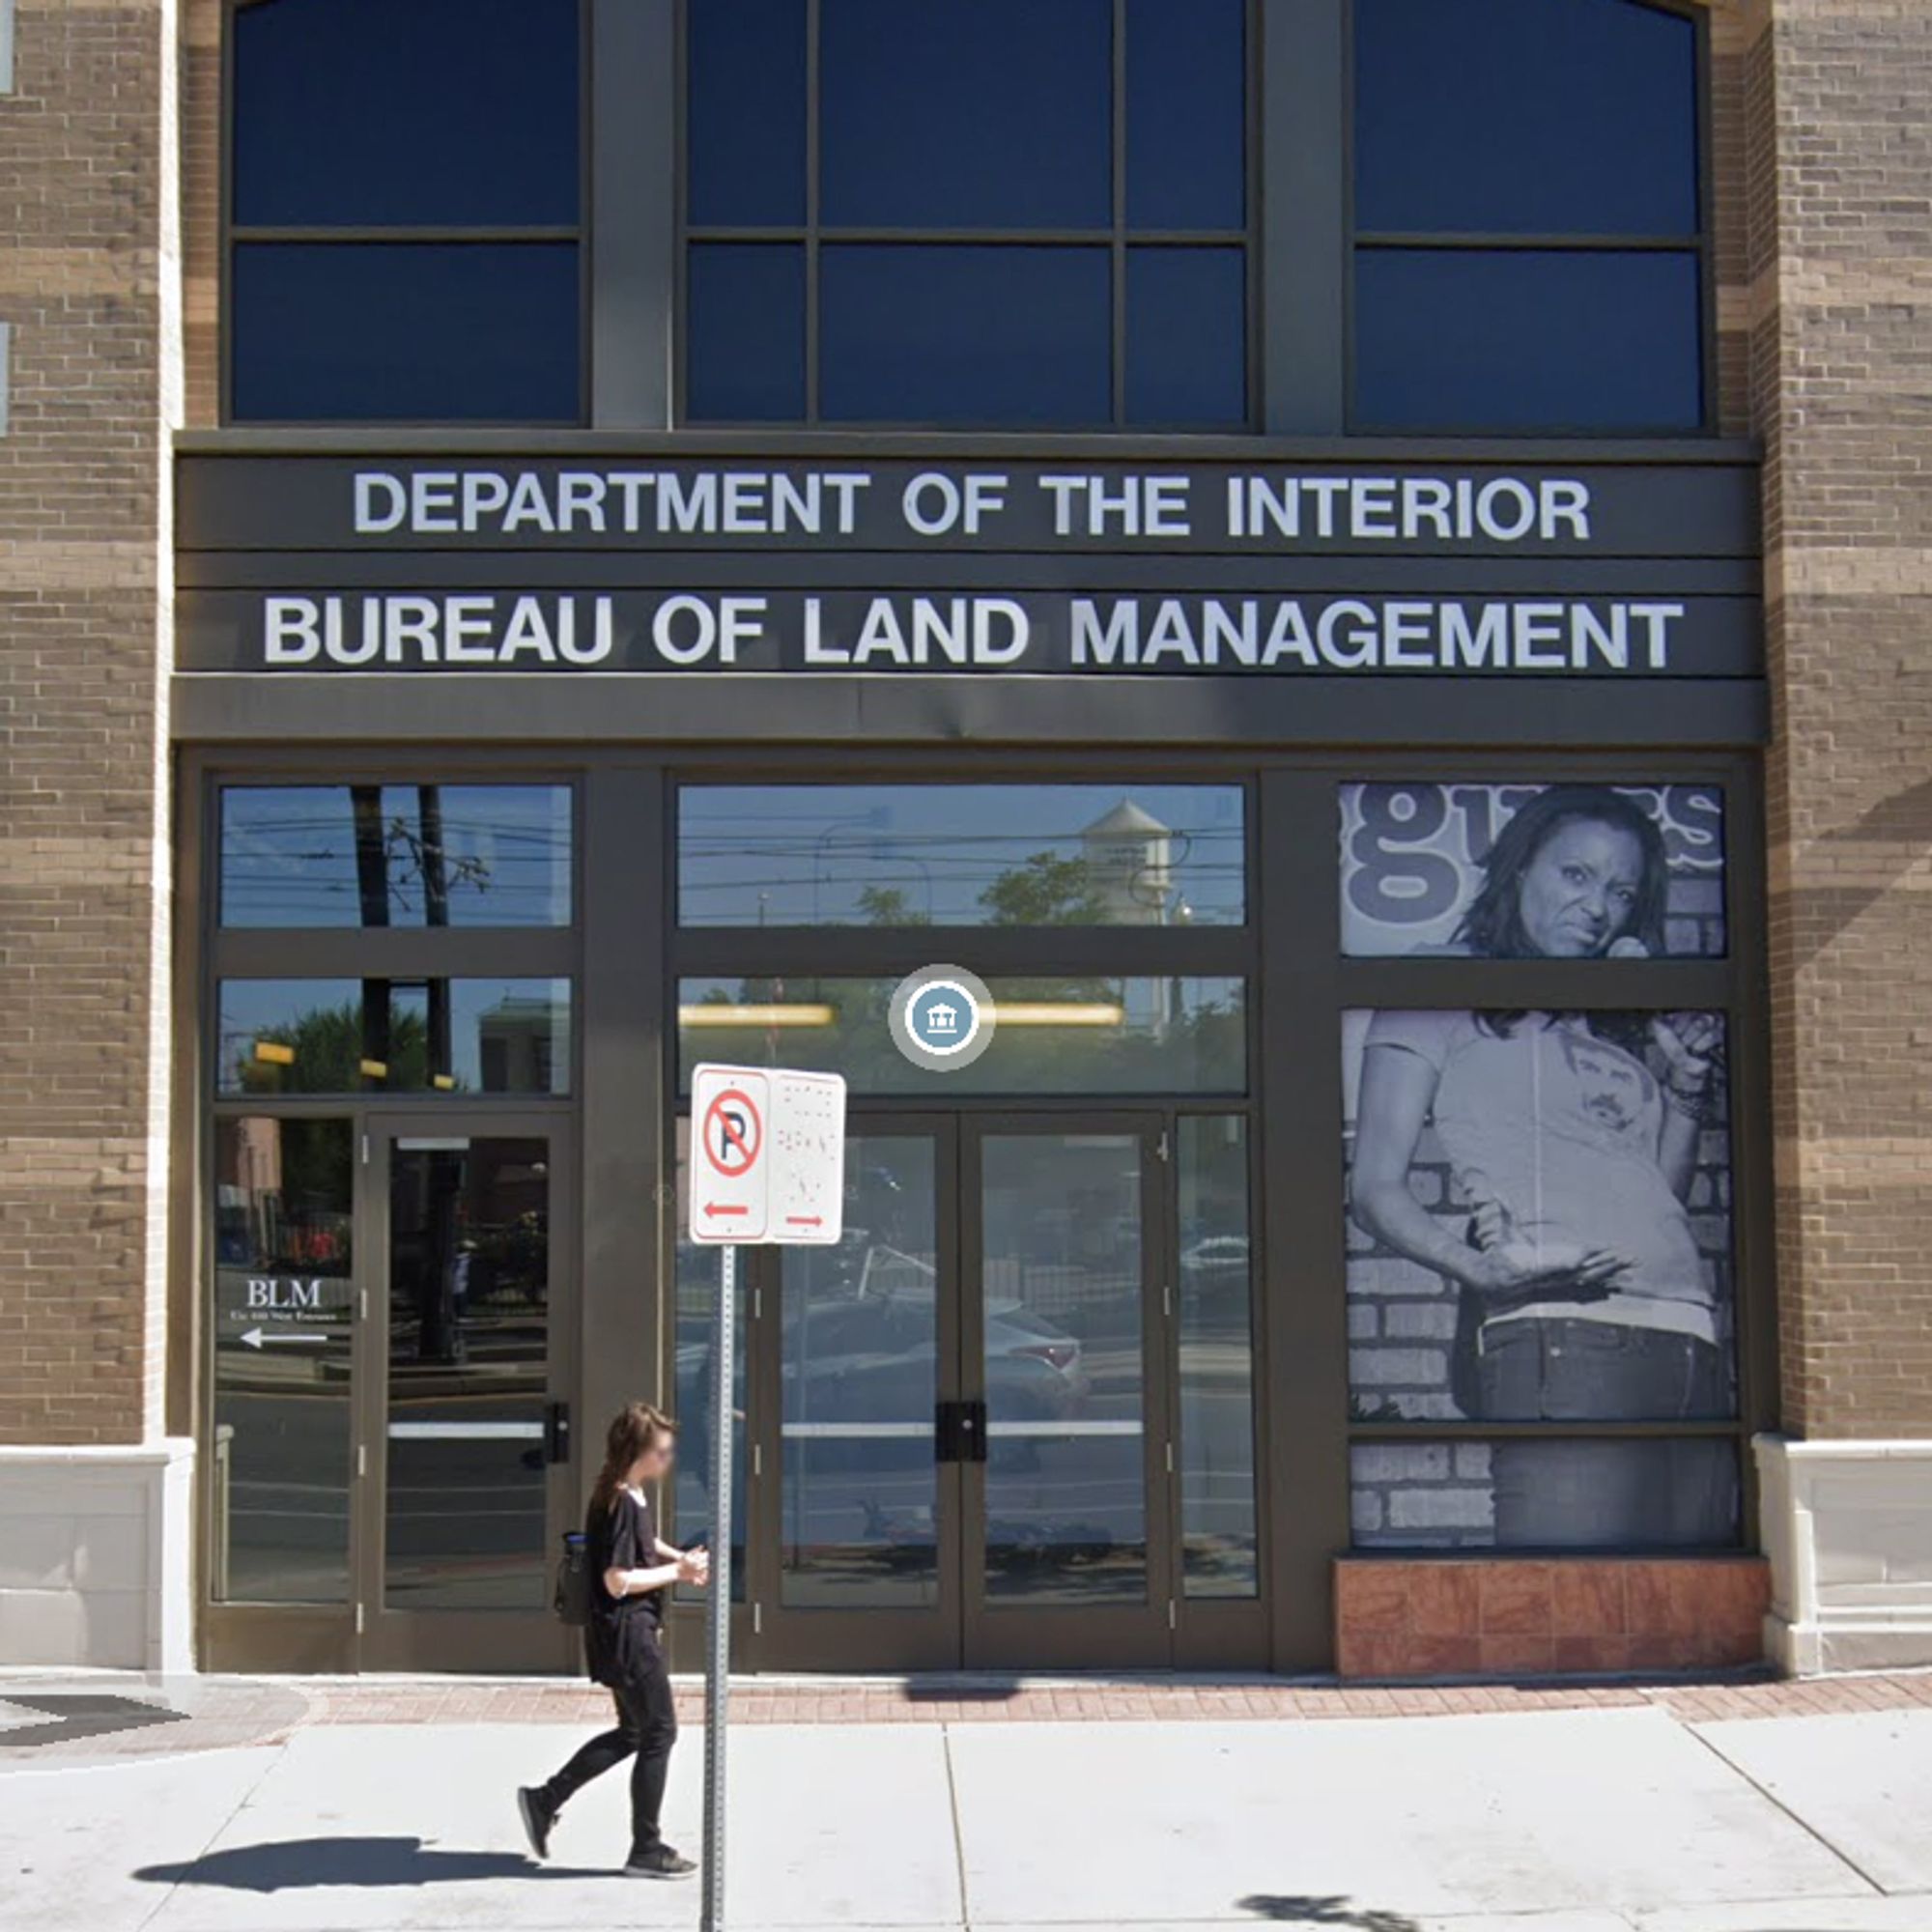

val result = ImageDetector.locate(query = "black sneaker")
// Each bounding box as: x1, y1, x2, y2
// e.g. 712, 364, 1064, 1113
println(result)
517, 1787, 555, 1861
622, 1846, 697, 1880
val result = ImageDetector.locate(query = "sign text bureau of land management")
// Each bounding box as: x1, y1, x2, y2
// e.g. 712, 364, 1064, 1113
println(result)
175, 455, 1763, 680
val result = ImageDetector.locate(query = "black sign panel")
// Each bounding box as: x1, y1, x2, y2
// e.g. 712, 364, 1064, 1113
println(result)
174, 451, 1763, 682
180, 455, 1759, 558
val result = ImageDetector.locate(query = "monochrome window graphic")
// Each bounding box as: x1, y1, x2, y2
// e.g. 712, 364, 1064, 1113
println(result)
1340, 781, 1727, 958
1339, 779, 1738, 1553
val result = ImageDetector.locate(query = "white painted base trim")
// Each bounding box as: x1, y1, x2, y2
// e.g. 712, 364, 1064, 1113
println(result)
1754, 1434, 1932, 1675
0, 1439, 196, 1672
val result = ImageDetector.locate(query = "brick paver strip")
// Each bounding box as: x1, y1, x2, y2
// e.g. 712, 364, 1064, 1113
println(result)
9, 1670, 1929, 1768
290, 1669, 1932, 1728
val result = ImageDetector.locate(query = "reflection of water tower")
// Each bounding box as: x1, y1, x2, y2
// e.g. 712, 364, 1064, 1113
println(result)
1081, 798, 1175, 924
1082, 800, 1178, 1037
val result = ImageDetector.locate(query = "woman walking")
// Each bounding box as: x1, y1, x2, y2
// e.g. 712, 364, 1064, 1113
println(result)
519, 1403, 708, 1878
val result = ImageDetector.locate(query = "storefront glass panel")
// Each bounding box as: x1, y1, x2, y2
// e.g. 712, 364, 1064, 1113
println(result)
210, 1117, 355, 1604
1177, 1116, 1259, 1598
383, 1137, 554, 1610
779, 1135, 943, 1608
216, 979, 571, 1096
219, 783, 572, 929
679, 977, 1245, 1096
980, 1132, 1148, 1605
672, 1120, 748, 1602
679, 783, 1245, 927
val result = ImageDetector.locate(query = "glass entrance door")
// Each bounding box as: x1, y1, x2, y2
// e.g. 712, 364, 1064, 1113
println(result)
963, 1121, 1172, 1668
359, 1120, 577, 1670
758, 1122, 963, 1669
752, 1116, 1171, 1670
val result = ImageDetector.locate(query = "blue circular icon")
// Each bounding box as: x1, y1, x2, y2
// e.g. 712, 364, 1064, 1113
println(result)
907, 980, 979, 1056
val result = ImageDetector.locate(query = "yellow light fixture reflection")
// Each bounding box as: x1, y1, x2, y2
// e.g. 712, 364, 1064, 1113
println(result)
987, 1002, 1125, 1028
359, 1059, 389, 1080
253, 1040, 296, 1065
679, 1003, 838, 1028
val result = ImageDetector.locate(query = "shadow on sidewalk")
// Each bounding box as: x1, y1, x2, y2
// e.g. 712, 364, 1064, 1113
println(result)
1238, 1895, 1420, 1931
134, 1836, 614, 1891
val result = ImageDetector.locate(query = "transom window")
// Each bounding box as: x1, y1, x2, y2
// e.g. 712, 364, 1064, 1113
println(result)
1351, 0, 1705, 433
220, 0, 1709, 437
227, 0, 584, 425
682, 0, 1253, 429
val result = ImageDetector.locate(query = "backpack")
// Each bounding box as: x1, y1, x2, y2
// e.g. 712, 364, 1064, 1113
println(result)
554, 1530, 592, 1627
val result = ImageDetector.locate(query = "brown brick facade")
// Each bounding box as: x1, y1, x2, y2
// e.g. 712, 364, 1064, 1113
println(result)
4, 0, 1927, 1672
0, 1, 175, 1444
1746, 0, 1932, 1438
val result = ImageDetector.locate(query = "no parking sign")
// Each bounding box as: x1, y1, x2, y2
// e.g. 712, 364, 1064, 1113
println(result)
688, 1064, 846, 1247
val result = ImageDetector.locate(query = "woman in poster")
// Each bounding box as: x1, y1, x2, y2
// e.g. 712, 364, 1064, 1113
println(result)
1350, 786, 1735, 1547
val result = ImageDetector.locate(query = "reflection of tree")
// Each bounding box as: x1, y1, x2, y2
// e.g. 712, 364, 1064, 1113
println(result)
236, 998, 436, 1094
979, 851, 1105, 925
856, 885, 931, 927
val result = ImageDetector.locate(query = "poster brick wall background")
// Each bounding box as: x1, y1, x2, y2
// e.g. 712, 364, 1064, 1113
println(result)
0, 1, 176, 1445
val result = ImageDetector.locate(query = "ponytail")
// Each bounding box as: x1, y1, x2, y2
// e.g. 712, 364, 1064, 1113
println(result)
589, 1402, 676, 1518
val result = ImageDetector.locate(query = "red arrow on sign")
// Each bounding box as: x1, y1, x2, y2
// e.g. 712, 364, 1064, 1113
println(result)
785, 1215, 823, 1229
704, 1202, 752, 1219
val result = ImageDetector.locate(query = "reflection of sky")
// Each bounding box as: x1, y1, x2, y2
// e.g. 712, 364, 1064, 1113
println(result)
678, 784, 1245, 925
216, 978, 567, 1093
220, 785, 572, 928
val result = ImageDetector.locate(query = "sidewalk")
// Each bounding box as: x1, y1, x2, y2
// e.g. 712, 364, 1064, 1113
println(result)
5, 1670, 1931, 1932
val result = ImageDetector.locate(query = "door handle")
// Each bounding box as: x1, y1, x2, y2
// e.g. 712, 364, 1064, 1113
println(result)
935, 1400, 989, 1464
961, 1399, 988, 1464
543, 1401, 571, 1464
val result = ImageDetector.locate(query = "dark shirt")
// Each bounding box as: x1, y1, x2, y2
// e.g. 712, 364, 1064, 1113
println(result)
583, 1487, 664, 1686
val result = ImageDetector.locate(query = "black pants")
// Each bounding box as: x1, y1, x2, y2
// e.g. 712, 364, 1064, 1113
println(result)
542, 1636, 677, 1858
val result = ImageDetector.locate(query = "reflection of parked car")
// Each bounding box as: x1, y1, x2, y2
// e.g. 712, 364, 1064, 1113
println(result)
782, 1291, 1090, 1427
1179, 1235, 1253, 1336
1179, 1236, 1249, 1287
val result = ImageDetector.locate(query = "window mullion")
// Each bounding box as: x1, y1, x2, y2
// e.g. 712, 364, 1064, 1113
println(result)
1261, 0, 1348, 433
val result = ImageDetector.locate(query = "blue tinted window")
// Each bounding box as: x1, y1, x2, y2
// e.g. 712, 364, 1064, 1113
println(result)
232, 0, 580, 228
688, 0, 807, 226
821, 246, 1111, 426
819, 0, 1111, 229
1353, 248, 1702, 433
686, 245, 807, 422
232, 243, 581, 423
1127, 249, 1246, 424
1355, 0, 1698, 236
1127, 0, 1246, 230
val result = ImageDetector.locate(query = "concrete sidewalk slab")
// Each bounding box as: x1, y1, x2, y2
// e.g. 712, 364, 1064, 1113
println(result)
1690, 1710, 1932, 1896
1632, 1899, 1932, 1932
1, 1749, 281, 1932
129, 1723, 959, 1932
947, 1708, 1872, 1926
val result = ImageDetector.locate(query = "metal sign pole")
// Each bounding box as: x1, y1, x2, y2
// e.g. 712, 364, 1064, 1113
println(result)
700, 1240, 735, 1932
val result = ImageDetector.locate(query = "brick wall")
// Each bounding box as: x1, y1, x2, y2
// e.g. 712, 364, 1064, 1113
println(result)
1747, 0, 1932, 1438
0, 2, 175, 1444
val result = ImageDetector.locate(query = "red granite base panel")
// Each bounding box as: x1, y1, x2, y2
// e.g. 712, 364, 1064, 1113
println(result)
1334, 1557, 1770, 1680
